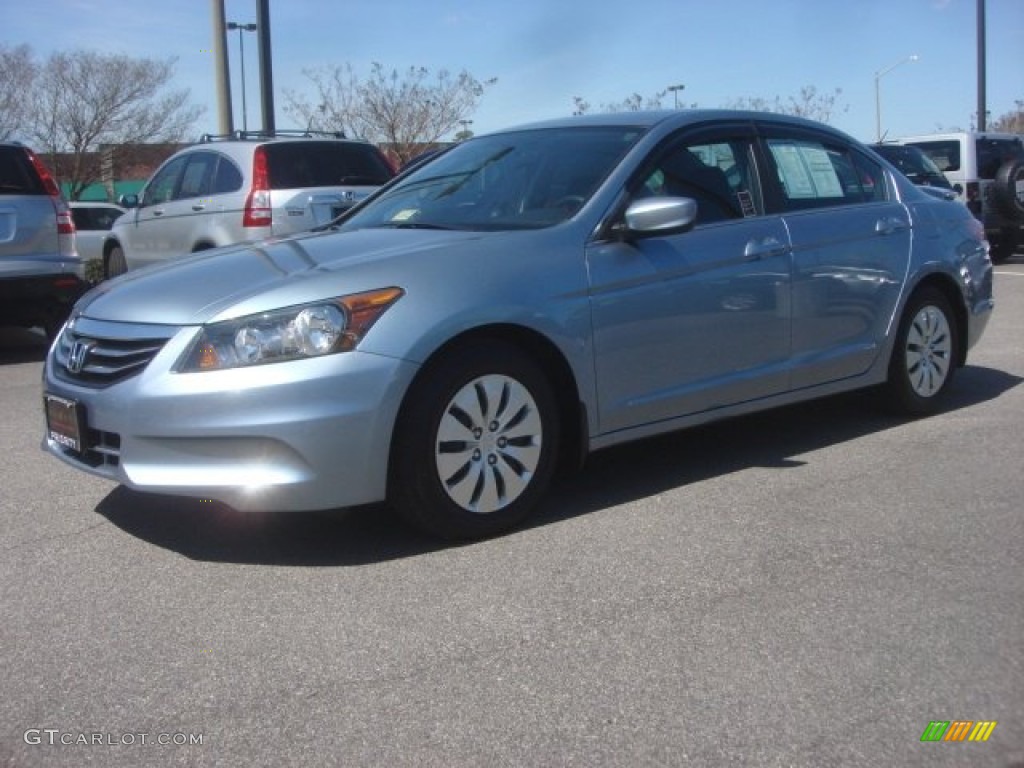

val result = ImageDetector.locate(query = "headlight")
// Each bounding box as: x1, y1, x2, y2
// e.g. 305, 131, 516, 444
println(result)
176, 287, 403, 372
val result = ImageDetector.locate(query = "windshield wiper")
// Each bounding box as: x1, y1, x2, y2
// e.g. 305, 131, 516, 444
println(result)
378, 221, 454, 230
438, 147, 513, 199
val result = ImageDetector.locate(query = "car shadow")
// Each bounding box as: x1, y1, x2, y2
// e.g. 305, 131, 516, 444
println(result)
95, 364, 1021, 565
536, 364, 1022, 528
0, 326, 49, 364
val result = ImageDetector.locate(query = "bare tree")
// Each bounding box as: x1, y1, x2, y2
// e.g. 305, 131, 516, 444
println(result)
284, 63, 496, 166
0, 44, 35, 141
727, 86, 847, 124
990, 100, 1024, 133
571, 90, 678, 115
26, 50, 203, 200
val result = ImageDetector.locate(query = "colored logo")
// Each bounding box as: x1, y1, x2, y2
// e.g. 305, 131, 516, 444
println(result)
921, 720, 997, 742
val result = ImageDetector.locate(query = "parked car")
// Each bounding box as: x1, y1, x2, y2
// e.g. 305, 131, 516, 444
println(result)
69, 202, 125, 263
894, 131, 1024, 261
870, 143, 957, 200
103, 131, 395, 277
43, 111, 994, 539
0, 141, 86, 338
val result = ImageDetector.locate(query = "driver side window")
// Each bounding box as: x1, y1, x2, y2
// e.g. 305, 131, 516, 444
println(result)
640, 138, 761, 224
142, 156, 188, 207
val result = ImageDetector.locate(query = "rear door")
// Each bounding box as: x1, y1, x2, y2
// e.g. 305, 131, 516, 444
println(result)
759, 125, 911, 388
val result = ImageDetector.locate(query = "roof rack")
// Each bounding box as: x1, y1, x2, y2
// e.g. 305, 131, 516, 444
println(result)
198, 129, 347, 143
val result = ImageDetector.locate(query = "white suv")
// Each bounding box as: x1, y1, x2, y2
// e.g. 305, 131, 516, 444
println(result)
103, 132, 395, 277
895, 131, 1024, 261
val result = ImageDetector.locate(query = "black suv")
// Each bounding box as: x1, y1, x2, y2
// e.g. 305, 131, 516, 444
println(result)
0, 142, 86, 338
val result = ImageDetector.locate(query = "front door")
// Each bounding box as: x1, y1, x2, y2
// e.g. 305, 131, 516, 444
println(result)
588, 125, 793, 435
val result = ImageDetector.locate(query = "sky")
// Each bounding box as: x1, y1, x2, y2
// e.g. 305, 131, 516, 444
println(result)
4, 0, 1023, 144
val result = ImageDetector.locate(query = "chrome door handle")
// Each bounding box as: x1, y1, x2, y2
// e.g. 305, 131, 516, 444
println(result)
744, 236, 789, 260
875, 216, 909, 235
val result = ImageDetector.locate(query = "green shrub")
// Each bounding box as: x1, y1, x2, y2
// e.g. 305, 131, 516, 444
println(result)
85, 259, 105, 285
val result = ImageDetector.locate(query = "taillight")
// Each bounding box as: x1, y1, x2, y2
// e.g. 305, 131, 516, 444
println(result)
243, 146, 272, 228
25, 148, 76, 235
55, 207, 75, 235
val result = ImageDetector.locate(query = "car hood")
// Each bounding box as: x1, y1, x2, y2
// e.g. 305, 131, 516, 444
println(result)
75, 228, 486, 325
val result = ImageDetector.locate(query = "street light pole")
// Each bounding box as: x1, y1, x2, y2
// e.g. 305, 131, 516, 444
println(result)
874, 55, 918, 142
667, 84, 685, 109
226, 22, 258, 132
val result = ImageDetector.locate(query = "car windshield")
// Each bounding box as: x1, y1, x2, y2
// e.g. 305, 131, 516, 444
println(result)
340, 126, 644, 232
876, 145, 952, 188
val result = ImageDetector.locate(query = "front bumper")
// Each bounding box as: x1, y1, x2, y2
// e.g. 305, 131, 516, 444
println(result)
42, 321, 418, 512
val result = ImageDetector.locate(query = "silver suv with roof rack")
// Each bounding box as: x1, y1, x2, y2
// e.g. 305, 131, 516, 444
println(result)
102, 130, 395, 277
1, 141, 86, 338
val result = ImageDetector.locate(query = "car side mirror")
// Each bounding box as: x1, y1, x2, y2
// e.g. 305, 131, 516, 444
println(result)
953, 183, 963, 195
614, 197, 698, 239
118, 194, 139, 209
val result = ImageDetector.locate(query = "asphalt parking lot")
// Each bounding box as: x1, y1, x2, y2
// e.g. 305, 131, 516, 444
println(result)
1, 256, 1022, 768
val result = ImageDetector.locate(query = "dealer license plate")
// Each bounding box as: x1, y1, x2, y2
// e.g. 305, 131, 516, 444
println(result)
44, 394, 84, 453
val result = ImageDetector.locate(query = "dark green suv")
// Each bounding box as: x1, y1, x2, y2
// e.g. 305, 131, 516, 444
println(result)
0, 142, 87, 338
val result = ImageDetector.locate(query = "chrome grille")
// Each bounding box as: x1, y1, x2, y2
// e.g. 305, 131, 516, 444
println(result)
53, 317, 180, 388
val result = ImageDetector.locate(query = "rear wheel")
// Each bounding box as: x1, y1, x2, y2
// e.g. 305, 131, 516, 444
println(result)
389, 340, 560, 540
884, 287, 958, 415
105, 244, 127, 279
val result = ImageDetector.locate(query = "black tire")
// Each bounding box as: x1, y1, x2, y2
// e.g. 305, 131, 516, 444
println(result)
105, 244, 127, 279
389, 340, 560, 540
992, 158, 1024, 221
884, 287, 958, 416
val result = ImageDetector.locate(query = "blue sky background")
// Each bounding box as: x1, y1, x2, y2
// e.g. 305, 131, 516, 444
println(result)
5, 0, 1023, 143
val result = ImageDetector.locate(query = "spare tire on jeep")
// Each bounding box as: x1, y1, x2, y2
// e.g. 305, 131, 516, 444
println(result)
993, 158, 1024, 221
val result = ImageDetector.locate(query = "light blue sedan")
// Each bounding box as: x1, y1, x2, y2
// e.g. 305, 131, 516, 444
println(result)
42, 111, 994, 539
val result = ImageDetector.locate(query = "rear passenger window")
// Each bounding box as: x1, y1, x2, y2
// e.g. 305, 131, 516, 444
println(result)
767, 138, 886, 210
212, 157, 242, 194
71, 207, 92, 230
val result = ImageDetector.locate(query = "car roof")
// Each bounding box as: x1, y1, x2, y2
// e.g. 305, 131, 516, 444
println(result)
491, 109, 861, 143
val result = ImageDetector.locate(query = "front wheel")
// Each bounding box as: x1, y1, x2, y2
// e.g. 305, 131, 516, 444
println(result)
389, 341, 560, 540
884, 287, 958, 415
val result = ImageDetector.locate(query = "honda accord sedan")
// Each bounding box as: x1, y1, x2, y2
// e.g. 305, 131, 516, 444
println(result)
42, 111, 994, 539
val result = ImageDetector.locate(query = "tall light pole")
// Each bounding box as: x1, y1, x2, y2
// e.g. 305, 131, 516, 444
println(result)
977, 0, 986, 131
667, 83, 686, 109
226, 21, 257, 132
874, 55, 918, 141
